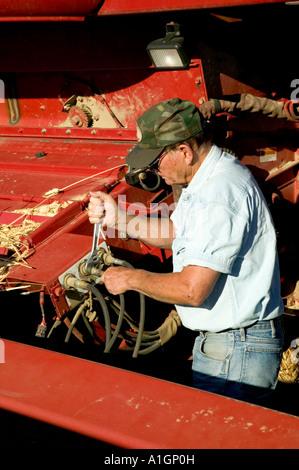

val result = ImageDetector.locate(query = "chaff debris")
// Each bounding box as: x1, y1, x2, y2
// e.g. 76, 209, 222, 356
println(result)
0, 219, 40, 282
13, 200, 71, 217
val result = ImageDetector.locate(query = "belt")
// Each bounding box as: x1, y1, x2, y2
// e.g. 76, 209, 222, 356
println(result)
200, 315, 283, 336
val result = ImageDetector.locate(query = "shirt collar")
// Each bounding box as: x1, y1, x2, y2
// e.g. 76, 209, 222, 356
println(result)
183, 144, 222, 195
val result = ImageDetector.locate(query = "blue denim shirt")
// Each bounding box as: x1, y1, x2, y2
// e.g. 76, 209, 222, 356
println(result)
171, 145, 283, 332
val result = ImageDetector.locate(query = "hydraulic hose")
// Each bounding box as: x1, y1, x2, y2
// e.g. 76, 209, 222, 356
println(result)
107, 298, 181, 356
63, 275, 112, 351
104, 293, 125, 353
133, 293, 145, 358
64, 266, 179, 356
107, 257, 146, 358
137, 341, 161, 355
139, 170, 162, 192
86, 282, 111, 352
65, 298, 89, 343
63, 253, 146, 356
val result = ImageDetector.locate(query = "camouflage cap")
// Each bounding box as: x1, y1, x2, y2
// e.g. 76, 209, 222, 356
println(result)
126, 98, 206, 169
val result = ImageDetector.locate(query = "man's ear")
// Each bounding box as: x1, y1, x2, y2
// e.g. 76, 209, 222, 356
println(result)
178, 144, 194, 165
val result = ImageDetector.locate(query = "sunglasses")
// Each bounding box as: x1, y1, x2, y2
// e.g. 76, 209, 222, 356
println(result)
148, 149, 169, 171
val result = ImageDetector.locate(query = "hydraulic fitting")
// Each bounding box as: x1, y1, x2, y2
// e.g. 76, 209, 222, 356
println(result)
101, 251, 116, 266
63, 273, 103, 290
79, 261, 103, 278
63, 274, 89, 290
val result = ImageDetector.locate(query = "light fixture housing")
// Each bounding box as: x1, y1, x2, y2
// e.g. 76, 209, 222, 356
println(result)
147, 22, 190, 70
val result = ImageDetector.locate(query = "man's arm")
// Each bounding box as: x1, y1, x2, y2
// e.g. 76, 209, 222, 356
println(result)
88, 191, 175, 249
102, 264, 220, 307
199, 94, 299, 121
88, 191, 220, 306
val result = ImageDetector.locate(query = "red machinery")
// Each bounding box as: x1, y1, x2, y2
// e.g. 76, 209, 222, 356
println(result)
0, 0, 298, 449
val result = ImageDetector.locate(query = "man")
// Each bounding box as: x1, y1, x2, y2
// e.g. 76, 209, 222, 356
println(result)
88, 98, 284, 405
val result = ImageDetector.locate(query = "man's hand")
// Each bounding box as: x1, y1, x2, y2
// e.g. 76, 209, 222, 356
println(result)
88, 190, 174, 249
88, 191, 124, 228
101, 266, 132, 295
199, 99, 222, 119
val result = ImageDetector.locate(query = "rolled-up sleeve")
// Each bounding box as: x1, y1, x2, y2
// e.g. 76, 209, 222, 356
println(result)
172, 197, 250, 275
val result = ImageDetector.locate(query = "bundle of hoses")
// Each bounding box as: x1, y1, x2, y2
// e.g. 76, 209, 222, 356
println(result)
63, 279, 144, 358
63, 256, 181, 357
64, 283, 181, 357
108, 299, 181, 355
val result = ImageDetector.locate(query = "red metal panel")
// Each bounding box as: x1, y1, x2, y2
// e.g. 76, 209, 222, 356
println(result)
0, 133, 172, 288
0, 61, 207, 285
0, 0, 101, 17
0, 17, 86, 22
0, 339, 298, 449
98, 0, 286, 16
0, 64, 207, 128
0, 138, 129, 197
0, 0, 286, 18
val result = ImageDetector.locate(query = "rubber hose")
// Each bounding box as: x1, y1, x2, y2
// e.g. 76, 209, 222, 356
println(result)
138, 342, 161, 355
104, 293, 125, 353
133, 293, 145, 358
64, 300, 88, 343
111, 257, 146, 358
139, 172, 162, 192
108, 299, 161, 354
121, 340, 161, 355
85, 282, 111, 352
81, 311, 96, 338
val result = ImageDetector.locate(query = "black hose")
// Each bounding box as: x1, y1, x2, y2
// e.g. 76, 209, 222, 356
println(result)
65, 255, 146, 356
111, 257, 146, 358
64, 303, 86, 343
107, 298, 163, 355
85, 282, 111, 352
138, 342, 161, 355
81, 311, 96, 338
132, 293, 145, 358
104, 293, 125, 353
139, 171, 162, 192
120, 340, 161, 355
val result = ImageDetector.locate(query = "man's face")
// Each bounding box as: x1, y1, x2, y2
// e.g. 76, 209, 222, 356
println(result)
157, 146, 191, 186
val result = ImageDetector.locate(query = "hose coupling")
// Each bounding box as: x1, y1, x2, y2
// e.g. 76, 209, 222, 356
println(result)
63, 274, 88, 290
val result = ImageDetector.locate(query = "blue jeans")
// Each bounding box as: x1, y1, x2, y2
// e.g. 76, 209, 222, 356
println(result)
192, 317, 284, 406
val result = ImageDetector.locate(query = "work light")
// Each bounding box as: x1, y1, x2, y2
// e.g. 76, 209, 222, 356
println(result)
147, 22, 189, 69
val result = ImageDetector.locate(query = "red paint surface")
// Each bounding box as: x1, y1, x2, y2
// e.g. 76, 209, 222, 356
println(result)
0, 339, 298, 449
98, 0, 285, 16
0, 0, 100, 17
0, 0, 286, 18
